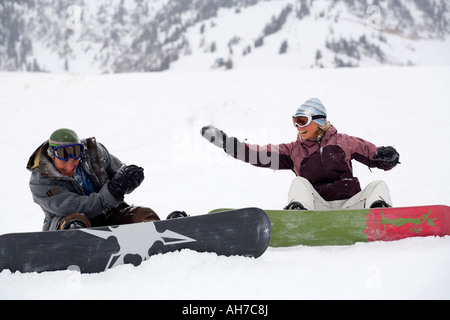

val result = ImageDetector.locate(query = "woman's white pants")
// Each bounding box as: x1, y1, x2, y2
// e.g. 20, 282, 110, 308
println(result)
287, 177, 392, 210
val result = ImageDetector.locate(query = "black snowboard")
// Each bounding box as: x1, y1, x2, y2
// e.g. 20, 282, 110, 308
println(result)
0, 208, 271, 273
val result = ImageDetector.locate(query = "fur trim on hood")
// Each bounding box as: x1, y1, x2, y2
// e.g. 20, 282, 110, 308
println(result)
27, 137, 110, 185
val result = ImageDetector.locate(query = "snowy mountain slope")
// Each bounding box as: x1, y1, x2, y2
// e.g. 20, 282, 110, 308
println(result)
1, 0, 450, 73
0, 66, 449, 299
170, 0, 450, 71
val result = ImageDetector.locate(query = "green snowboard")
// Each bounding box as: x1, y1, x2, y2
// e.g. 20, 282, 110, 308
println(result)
210, 205, 450, 247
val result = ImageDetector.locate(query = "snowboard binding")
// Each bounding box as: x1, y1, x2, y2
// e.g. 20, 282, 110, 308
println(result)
166, 211, 189, 220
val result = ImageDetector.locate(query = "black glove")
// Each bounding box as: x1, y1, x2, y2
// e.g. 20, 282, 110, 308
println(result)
201, 126, 228, 150
373, 146, 400, 167
108, 165, 145, 201
201, 125, 239, 154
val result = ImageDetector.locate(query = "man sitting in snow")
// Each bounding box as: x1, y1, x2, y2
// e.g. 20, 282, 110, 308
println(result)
201, 98, 400, 210
27, 128, 160, 230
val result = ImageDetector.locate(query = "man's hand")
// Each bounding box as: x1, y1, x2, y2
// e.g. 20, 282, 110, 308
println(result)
108, 165, 144, 201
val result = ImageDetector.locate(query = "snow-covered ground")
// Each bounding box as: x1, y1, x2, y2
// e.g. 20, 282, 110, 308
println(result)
0, 66, 449, 300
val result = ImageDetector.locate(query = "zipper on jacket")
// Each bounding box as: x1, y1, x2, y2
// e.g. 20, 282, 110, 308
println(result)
318, 138, 324, 163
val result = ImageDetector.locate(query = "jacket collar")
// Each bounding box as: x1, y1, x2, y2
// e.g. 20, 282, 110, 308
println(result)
26, 141, 71, 179
27, 137, 110, 185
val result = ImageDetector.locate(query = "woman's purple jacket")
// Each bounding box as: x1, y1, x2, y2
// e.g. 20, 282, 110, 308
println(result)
228, 126, 395, 201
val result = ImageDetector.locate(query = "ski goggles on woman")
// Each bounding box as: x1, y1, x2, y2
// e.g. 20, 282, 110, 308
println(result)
51, 143, 84, 161
292, 114, 326, 128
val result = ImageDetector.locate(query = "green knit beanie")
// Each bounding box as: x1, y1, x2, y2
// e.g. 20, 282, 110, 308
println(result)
47, 128, 81, 157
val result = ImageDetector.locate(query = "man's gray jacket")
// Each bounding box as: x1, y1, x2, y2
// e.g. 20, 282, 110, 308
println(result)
27, 137, 124, 230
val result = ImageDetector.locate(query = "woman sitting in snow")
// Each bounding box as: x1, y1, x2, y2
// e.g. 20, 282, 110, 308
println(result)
201, 98, 400, 210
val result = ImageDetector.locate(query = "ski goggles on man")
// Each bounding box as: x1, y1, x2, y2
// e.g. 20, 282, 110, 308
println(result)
292, 114, 326, 128
51, 143, 84, 161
